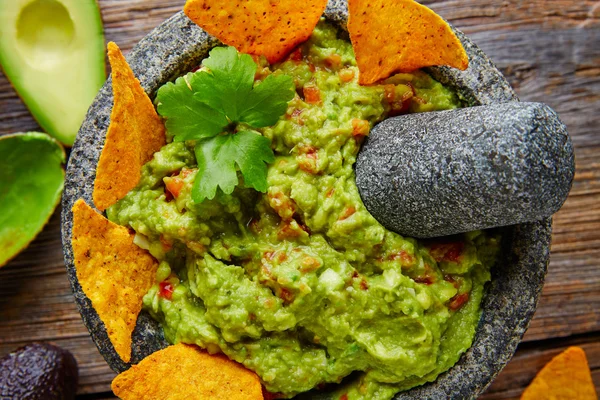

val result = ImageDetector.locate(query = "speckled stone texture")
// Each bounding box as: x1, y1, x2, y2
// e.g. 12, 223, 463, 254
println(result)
61, 2, 553, 399
357, 102, 574, 238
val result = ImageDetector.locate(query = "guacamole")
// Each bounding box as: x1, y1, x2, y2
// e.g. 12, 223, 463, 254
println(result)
107, 22, 499, 400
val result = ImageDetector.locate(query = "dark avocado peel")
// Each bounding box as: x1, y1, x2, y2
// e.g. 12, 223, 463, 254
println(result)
0, 0, 106, 146
0, 343, 78, 400
0, 132, 65, 268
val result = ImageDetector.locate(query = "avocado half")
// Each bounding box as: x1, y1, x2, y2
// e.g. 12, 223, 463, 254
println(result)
0, 132, 65, 268
0, 0, 106, 146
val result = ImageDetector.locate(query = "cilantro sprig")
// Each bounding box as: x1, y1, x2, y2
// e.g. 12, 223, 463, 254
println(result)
156, 46, 295, 203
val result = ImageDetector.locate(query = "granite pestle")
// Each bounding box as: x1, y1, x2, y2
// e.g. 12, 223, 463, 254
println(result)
356, 101, 575, 238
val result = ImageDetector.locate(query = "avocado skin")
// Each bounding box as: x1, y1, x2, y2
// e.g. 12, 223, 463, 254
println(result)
0, 343, 78, 400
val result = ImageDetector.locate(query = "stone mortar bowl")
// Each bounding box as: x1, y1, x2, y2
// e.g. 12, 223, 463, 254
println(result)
61, 1, 552, 398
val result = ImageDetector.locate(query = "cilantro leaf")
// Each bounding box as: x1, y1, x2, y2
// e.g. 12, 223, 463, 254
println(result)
156, 73, 228, 141
194, 46, 295, 129
239, 73, 296, 127
192, 130, 275, 202
156, 46, 296, 203
194, 46, 257, 121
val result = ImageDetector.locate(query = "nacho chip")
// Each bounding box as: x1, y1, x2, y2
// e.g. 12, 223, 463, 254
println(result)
111, 343, 264, 399
184, 0, 328, 64
348, 0, 469, 85
93, 42, 166, 211
521, 346, 597, 400
71, 199, 158, 363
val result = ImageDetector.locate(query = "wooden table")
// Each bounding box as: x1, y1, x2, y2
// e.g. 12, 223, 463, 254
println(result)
1, 1, 598, 398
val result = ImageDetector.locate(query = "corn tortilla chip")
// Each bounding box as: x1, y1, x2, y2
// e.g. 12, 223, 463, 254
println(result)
348, 0, 469, 85
184, 0, 328, 64
521, 346, 597, 400
71, 199, 158, 363
112, 343, 264, 399
93, 42, 166, 211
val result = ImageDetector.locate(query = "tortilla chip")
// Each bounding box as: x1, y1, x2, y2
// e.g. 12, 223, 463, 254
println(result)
348, 0, 469, 85
184, 0, 328, 64
71, 199, 158, 363
521, 346, 597, 400
111, 343, 264, 399
93, 42, 166, 211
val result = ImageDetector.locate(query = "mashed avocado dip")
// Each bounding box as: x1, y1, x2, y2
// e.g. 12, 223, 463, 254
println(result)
107, 22, 500, 400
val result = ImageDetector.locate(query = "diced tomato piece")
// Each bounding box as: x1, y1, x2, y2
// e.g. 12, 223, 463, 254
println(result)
303, 85, 321, 104
340, 394, 349, 400
287, 47, 303, 61
300, 256, 321, 273
298, 152, 318, 174
277, 287, 295, 304
445, 244, 464, 262
165, 178, 184, 199
387, 250, 415, 265
384, 84, 412, 116
268, 190, 296, 220
325, 53, 342, 68
352, 119, 370, 137
429, 242, 465, 263
298, 144, 317, 155
339, 68, 355, 82
413, 275, 434, 285
276, 252, 288, 262
448, 293, 469, 311
339, 206, 356, 220
159, 281, 174, 300
359, 278, 369, 290
277, 221, 302, 240
348, 270, 368, 290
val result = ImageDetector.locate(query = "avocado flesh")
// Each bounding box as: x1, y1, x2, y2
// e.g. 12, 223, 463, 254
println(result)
0, 132, 65, 267
0, 0, 105, 146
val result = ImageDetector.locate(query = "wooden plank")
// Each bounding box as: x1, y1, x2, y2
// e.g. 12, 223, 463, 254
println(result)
0, 0, 598, 398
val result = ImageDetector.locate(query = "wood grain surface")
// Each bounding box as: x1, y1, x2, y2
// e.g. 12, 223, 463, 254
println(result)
0, 0, 598, 399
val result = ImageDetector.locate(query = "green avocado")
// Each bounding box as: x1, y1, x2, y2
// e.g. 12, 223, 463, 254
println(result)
0, 0, 106, 146
0, 132, 65, 268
